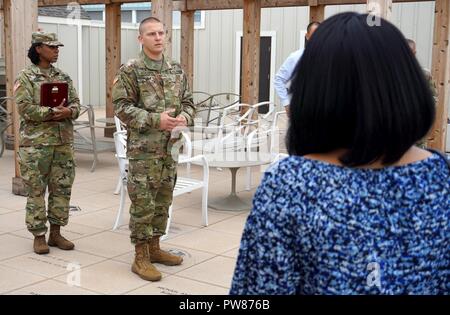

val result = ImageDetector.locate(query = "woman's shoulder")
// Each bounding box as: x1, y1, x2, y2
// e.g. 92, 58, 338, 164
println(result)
266, 154, 341, 178
17, 65, 37, 79
264, 152, 450, 186
260, 156, 320, 193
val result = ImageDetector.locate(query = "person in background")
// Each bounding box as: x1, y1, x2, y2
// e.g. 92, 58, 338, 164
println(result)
230, 12, 448, 295
274, 21, 320, 115
407, 38, 438, 148
406, 38, 437, 102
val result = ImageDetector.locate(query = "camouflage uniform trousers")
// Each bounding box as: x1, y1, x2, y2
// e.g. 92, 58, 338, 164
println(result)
18, 144, 75, 236
127, 156, 177, 244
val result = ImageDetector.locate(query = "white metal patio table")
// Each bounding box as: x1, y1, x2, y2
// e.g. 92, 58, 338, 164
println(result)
191, 151, 272, 211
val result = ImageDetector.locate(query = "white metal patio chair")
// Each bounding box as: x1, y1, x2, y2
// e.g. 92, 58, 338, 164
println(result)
191, 92, 241, 140
0, 97, 13, 157
73, 104, 115, 172
244, 109, 287, 190
162, 154, 209, 240
191, 103, 256, 154
112, 130, 209, 235
113, 116, 192, 195
113, 116, 127, 195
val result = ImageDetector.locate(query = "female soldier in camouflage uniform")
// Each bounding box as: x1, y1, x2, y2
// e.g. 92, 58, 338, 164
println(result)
14, 32, 80, 254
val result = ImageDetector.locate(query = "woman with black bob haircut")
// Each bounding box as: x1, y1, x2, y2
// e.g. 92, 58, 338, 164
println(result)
287, 13, 435, 165
230, 12, 449, 295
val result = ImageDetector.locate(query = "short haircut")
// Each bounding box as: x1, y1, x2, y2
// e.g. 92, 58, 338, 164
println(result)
307, 21, 320, 33
27, 43, 42, 65
139, 16, 163, 34
287, 12, 435, 167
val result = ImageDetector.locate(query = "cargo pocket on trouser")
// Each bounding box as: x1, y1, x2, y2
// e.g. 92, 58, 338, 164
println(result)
47, 144, 75, 226
19, 146, 52, 236
128, 159, 161, 244
152, 157, 177, 236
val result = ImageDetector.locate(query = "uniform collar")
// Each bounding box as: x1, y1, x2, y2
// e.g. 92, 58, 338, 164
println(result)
30, 64, 60, 77
140, 51, 171, 71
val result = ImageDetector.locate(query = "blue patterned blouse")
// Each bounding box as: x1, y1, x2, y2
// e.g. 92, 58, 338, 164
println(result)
230, 154, 450, 295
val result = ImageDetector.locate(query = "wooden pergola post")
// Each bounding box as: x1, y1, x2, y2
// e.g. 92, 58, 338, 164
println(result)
152, 0, 173, 60
309, 1, 325, 23
241, 0, 261, 110
367, 0, 393, 20
428, 0, 450, 150
105, 3, 121, 138
3, 0, 38, 195
181, 9, 195, 89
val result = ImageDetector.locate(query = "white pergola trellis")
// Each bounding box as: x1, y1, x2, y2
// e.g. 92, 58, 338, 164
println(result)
0, 0, 448, 195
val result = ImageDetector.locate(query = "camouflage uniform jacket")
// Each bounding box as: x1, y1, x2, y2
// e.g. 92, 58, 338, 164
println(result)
113, 52, 195, 159
14, 64, 80, 146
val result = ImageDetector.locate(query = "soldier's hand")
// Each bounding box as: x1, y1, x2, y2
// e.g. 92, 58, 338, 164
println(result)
159, 109, 179, 131
52, 99, 72, 120
175, 115, 187, 127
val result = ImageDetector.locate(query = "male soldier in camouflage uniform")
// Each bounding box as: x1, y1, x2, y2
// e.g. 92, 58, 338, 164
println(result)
407, 39, 438, 148
14, 32, 80, 254
112, 17, 195, 282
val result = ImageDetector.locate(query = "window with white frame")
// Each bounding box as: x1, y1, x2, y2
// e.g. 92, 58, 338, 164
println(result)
85, 10, 103, 21
82, 4, 205, 29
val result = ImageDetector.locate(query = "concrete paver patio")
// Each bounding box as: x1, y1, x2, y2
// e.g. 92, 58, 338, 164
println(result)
0, 109, 272, 295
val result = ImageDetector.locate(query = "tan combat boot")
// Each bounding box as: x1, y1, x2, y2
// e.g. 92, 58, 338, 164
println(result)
149, 236, 183, 266
132, 242, 162, 281
33, 235, 50, 254
48, 224, 75, 250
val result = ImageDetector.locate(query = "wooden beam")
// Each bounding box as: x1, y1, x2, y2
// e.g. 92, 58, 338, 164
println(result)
0, 10, 4, 58
309, 4, 325, 23
185, 0, 430, 10
327, 0, 422, 3
152, 0, 173, 60
36, 0, 433, 10
4, 0, 13, 145
3, 0, 38, 195
37, 0, 186, 11
367, 0, 392, 20
188, 0, 304, 10
429, 0, 450, 151
39, 0, 104, 5
105, 3, 121, 137
181, 10, 195, 89
241, 0, 261, 107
